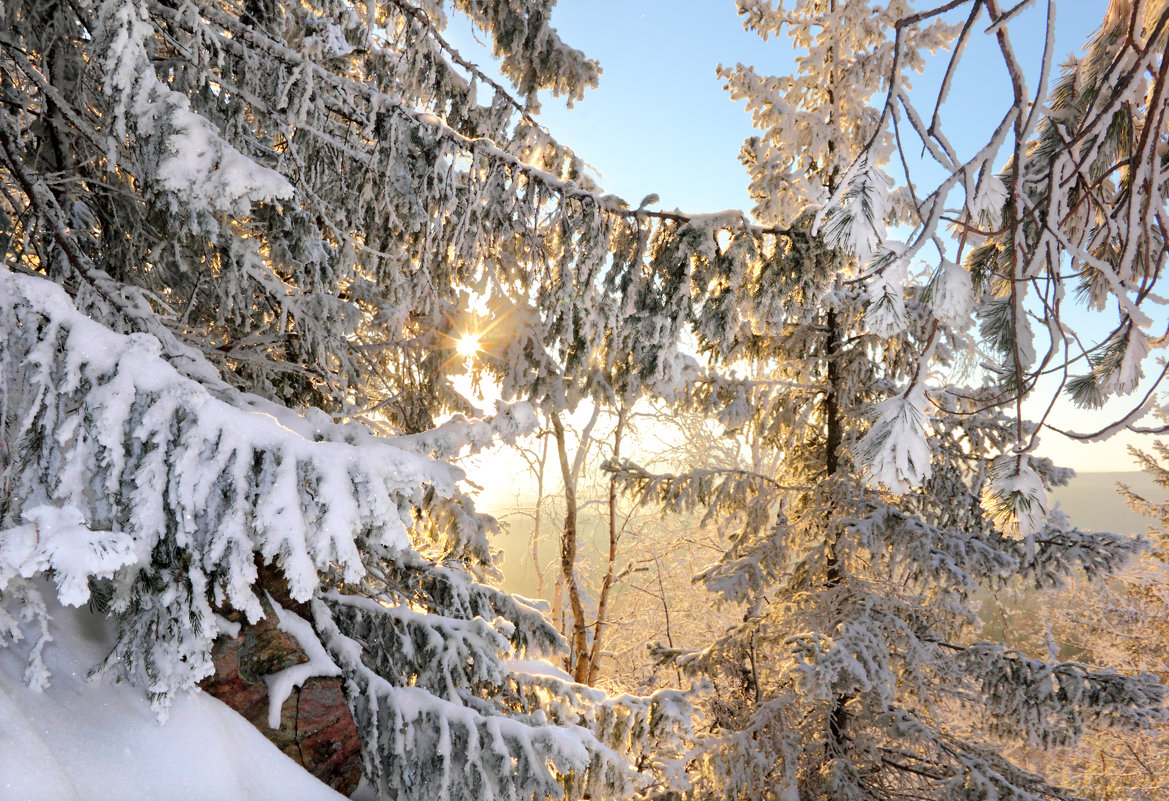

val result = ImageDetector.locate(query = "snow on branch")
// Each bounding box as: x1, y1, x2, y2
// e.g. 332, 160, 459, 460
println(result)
310, 595, 693, 801
0, 266, 478, 704
0, 507, 136, 609
857, 386, 933, 494
815, 157, 892, 264
961, 643, 1167, 748
981, 455, 1049, 537
873, 0, 1169, 448
0, 507, 137, 692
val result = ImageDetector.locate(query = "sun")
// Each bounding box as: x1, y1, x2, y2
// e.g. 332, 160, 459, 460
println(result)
455, 332, 481, 358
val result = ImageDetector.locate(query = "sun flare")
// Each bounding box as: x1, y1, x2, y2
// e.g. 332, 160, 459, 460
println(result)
455, 333, 481, 358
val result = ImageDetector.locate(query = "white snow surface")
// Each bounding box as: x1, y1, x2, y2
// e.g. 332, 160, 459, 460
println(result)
0, 586, 346, 801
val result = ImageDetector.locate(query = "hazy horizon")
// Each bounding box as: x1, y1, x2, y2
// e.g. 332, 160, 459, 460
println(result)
486, 469, 1168, 601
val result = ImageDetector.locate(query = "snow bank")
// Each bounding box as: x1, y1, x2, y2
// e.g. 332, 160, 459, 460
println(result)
0, 586, 345, 801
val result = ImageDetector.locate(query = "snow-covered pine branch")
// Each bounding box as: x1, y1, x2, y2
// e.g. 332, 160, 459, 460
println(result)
842, 0, 1169, 452
0, 265, 473, 699
959, 643, 1166, 748
3, 0, 789, 436
312, 595, 695, 801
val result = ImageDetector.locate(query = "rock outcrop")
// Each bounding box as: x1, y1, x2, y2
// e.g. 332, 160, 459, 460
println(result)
199, 566, 362, 796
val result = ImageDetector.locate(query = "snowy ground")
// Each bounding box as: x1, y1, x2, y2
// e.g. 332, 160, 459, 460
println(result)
0, 586, 346, 801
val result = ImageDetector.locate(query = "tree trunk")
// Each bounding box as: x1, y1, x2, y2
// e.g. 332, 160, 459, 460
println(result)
824, 307, 850, 755
552, 412, 590, 683
531, 432, 549, 599
586, 407, 626, 685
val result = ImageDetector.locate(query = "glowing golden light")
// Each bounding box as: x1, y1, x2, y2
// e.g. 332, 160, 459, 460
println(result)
455, 333, 482, 358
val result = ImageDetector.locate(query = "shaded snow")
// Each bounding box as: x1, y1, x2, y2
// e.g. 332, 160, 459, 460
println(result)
0, 586, 346, 801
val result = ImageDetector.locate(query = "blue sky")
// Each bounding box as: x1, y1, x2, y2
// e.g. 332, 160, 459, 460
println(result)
524, 1, 786, 214
448, 2, 1156, 472
529, 1, 1101, 215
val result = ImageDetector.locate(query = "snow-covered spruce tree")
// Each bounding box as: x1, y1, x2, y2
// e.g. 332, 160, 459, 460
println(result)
0, 1, 702, 798
607, 2, 1168, 799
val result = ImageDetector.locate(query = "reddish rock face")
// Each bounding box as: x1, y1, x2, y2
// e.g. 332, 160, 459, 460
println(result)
289, 678, 363, 789
200, 594, 363, 796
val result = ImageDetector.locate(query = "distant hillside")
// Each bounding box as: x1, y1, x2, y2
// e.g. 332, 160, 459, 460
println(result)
1051, 471, 1165, 534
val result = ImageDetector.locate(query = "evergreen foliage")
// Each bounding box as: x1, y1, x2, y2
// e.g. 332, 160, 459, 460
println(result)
608, 2, 1169, 799
0, 0, 1166, 799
